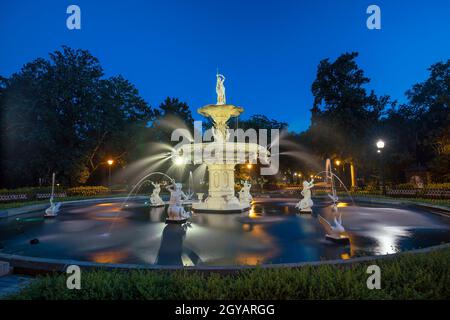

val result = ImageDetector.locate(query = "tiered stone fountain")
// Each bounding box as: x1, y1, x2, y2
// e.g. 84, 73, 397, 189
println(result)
173, 74, 269, 213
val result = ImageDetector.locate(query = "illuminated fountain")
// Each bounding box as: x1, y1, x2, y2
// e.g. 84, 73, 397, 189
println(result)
172, 74, 269, 213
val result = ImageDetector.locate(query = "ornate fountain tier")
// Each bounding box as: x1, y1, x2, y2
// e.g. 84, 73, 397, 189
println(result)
198, 104, 243, 137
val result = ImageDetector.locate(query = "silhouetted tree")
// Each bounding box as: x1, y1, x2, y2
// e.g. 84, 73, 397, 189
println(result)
0, 46, 156, 187
307, 52, 392, 181
382, 60, 450, 182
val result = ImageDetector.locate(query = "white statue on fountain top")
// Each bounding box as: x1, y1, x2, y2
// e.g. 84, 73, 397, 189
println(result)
150, 181, 165, 207
166, 183, 191, 222
239, 180, 253, 206
296, 179, 314, 212
216, 73, 226, 105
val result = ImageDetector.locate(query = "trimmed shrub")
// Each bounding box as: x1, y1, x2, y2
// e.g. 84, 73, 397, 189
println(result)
66, 186, 109, 197
9, 247, 450, 300
0, 187, 65, 202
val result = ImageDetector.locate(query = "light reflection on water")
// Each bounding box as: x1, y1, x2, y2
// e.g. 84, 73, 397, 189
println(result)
0, 199, 449, 266
372, 226, 411, 254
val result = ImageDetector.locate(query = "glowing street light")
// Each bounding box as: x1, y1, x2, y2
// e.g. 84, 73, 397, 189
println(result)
376, 139, 385, 150
106, 159, 114, 189
335, 159, 341, 166
246, 164, 253, 169
376, 139, 386, 195
293, 172, 301, 184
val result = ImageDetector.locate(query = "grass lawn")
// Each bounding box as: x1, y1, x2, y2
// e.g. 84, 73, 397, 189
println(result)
7, 247, 450, 300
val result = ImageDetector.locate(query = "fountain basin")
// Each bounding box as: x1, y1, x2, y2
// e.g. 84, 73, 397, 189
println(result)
1, 197, 449, 268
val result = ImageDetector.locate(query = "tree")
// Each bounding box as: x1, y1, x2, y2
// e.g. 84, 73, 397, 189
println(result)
238, 114, 287, 131
385, 60, 450, 181
158, 97, 193, 124
151, 97, 194, 144
307, 52, 391, 181
0, 46, 156, 187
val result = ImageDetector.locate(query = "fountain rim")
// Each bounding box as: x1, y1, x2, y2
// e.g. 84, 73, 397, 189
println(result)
1, 243, 449, 274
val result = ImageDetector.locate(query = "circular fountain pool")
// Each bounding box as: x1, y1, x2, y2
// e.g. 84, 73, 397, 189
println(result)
0, 198, 449, 267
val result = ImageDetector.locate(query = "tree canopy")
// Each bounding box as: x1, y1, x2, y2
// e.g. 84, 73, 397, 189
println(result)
308, 52, 391, 165
0, 46, 156, 186
0, 48, 448, 188
382, 60, 450, 182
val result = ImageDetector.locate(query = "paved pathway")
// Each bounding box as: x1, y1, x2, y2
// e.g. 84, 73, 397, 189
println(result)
0, 275, 33, 299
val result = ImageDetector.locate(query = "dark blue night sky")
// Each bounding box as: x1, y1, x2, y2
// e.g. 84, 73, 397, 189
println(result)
1, 0, 449, 131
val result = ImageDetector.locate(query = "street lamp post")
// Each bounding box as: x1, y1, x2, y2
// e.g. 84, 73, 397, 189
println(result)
246, 163, 252, 180
107, 159, 114, 190
376, 140, 385, 195
334, 159, 341, 178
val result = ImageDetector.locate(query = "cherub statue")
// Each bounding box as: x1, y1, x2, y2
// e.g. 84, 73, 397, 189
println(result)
239, 180, 253, 205
166, 182, 191, 221
150, 181, 165, 206
296, 179, 314, 212
224, 194, 241, 208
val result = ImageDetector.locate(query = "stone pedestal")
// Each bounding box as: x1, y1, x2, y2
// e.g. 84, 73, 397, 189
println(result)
192, 163, 249, 213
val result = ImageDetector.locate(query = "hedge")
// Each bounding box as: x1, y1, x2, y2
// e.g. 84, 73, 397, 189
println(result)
66, 186, 109, 197
8, 247, 450, 300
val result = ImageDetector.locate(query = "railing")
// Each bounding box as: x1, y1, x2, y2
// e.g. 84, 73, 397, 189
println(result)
280, 185, 450, 200
386, 188, 450, 199
1, 185, 449, 203
0, 194, 28, 202
35, 193, 67, 199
